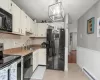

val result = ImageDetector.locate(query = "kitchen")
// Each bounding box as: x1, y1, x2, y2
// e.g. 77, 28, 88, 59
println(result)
0, 0, 68, 80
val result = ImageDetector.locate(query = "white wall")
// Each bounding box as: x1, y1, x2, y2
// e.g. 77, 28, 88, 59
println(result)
69, 21, 77, 33
77, 47, 100, 80
77, 1, 100, 80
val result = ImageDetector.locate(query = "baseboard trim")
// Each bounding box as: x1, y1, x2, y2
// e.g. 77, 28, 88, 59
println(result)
82, 67, 97, 80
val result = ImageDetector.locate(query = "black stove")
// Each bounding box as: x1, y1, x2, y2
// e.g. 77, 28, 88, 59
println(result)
0, 43, 21, 68
0, 54, 21, 68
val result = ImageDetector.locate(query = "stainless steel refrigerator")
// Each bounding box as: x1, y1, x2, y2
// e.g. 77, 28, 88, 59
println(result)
46, 28, 65, 71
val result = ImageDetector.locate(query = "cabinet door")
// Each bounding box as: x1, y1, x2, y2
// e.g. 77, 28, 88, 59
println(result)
12, 2, 21, 34
36, 51, 39, 67
20, 10, 27, 35
30, 19, 34, 33
34, 23, 38, 37
33, 52, 37, 71
0, 66, 9, 80
26, 16, 31, 33
38, 49, 46, 65
10, 62, 17, 80
30, 22, 38, 37
0, 0, 11, 13
38, 23, 48, 37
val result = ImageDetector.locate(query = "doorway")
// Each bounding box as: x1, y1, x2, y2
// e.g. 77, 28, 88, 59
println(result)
68, 32, 77, 63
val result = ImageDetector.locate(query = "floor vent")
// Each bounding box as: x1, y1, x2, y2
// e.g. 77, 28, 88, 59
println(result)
83, 68, 95, 80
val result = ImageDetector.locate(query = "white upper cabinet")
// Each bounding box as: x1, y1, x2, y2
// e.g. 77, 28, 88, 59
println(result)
37, 23, 48, 37
34, 23, 38, 37
20, 10, 27, 35
30, 18, 34, 33
26, 16, 33, 33
30, 22, 38, 37
26, 16, 30, 32
0, 0, 12, 13
12, 2, 21, 34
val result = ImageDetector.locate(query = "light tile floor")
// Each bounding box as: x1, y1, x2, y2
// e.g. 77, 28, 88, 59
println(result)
43, 63, 89, 80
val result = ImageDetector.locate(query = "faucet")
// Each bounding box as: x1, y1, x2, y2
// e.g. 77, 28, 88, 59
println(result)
21, 39, 32, 50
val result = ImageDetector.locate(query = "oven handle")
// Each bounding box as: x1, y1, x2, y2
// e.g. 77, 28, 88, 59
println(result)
8, 68, 10, 80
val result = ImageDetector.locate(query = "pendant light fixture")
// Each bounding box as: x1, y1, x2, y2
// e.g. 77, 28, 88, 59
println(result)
48, 0, 64, 21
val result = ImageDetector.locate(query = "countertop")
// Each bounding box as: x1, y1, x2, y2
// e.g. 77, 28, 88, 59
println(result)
0, 45, 46, 69
3, 46, 46, 57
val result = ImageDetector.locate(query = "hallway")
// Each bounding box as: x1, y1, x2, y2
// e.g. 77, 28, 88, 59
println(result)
43, 63, 89, 80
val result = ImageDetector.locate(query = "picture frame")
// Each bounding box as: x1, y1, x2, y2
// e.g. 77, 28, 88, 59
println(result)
87, 17, 95, 34
97, 17, 100, 37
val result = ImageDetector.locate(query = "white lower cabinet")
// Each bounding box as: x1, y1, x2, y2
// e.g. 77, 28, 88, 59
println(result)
32, 49, 46, 72
38, 49, 46, 65
33, 50, 38, 71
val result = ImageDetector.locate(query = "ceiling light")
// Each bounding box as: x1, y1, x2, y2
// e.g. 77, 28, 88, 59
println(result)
48, 0, 64, 21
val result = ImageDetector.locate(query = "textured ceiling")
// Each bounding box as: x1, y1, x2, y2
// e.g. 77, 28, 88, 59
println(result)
13, 0, 98, 22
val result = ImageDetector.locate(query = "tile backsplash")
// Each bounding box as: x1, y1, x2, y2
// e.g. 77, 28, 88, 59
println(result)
0, 33, 46, 49
0, 33, 34, 49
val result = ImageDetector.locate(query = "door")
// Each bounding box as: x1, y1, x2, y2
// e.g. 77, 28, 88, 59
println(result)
68, 32, 77, 63
46, 29, 65, 71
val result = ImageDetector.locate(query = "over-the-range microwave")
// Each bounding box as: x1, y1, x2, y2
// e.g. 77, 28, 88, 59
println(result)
0, 8, 12, 32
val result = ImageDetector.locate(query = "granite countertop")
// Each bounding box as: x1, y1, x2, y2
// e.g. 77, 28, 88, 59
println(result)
0, 55, 21, 69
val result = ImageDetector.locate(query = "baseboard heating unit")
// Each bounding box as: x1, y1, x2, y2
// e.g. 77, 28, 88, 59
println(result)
83, 68, 96, 80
